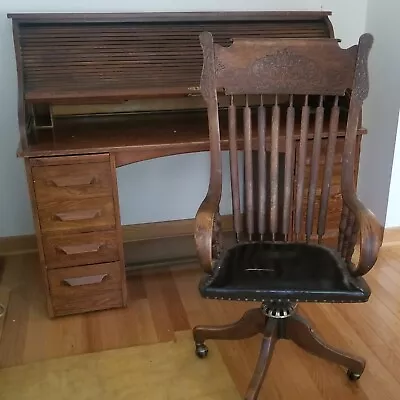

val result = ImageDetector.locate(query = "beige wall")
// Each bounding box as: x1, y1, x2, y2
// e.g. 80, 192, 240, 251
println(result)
359, 1, 400, 227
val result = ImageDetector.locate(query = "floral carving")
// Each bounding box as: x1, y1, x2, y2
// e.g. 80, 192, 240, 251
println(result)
215, 46, 354, 95
250, 49, 325, 89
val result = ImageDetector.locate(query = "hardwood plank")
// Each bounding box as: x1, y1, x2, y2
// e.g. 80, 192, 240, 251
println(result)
84, 298, 157, 352
1, 249, 400, 399
0, 254, 36, 367
126, 272, 147, 301
382, 227, 400, 246
301, 304, 400, 400
83, 272, 158, 352
23, 310, 89, 364
283, 340, 369, 400
0, 286, 30, 368
171, 266, 213, 328
22, 251, 90, 363
263, 340, 325, 399
142, 270, 176, 343
159, 270, 190, 332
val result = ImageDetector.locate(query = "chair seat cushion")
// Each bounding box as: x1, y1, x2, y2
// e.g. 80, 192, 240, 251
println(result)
199, 241, 370, 303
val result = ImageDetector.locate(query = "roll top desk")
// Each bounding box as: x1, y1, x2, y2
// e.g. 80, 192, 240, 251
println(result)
7, 12, 365, 317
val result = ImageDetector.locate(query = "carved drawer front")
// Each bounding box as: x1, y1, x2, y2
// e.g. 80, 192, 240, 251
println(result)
48, 262, 123, 316
43, 230, 119, 269
32, 162, 112, 204
38, 197, 115, 233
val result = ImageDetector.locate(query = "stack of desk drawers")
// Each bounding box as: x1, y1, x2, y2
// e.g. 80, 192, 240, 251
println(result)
26, 154, 126, 317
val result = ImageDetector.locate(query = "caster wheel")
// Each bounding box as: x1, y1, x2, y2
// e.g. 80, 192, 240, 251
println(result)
195, 343, 209, 359
347, 370, 362, 381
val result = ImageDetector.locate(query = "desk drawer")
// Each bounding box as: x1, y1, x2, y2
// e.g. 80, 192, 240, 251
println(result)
48, 262, 123, 315
53, 290, 123, 316
44, 230, 119, 269
32, 162, 112, 204
39, 197, 115, 233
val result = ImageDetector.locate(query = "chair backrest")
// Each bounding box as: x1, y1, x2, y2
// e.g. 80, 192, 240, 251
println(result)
199, 32, 373, 254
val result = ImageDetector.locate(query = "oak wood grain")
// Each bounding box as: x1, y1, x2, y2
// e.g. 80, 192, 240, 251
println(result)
48, 262, 123, 316
229, 97, 242, 241
38, 197, 115, 234
318, 96, 340, 241
270, 98, 280, 239
32, 161, 113, 203
282, 95, 295, 239
48, 262, 121, 294
109, 154, 128, 307
295, 96, 310, 240
257, 99, 267, 240
43, 230, 119, 269
9, 12, 333, 118
29, 154, 109, 166
19, 110, 364, 159
244, 97, 254, 240
24, 160, 54, 316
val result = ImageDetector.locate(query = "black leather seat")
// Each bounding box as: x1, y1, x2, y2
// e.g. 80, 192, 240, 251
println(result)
200, 242, 371, 303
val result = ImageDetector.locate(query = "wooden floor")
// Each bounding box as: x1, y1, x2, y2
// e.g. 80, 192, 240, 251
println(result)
1, 245, 400, 399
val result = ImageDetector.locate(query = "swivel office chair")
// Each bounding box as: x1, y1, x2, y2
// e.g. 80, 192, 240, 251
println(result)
193, 32, 381, 399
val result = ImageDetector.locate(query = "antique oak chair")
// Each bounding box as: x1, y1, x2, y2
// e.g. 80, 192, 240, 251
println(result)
193, 32, 381, 399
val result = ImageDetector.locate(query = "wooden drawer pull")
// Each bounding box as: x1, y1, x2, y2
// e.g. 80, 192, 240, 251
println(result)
55, 243, 104, 255
47, 176, 96, 187
53, 209, 101, 222
63, 274, 109, 287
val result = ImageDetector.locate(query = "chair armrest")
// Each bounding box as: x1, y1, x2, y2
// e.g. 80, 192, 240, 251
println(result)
194, 190, 222, 274
342, 192, 383, 276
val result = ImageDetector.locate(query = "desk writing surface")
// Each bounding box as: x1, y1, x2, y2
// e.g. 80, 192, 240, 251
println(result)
19, 108, 364, 159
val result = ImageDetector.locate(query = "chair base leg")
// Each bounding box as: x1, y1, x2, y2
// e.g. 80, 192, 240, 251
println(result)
244, 318, 278, 400
193, 307, 266, 352
193, 307, 365, 399
284, 313, 365, 378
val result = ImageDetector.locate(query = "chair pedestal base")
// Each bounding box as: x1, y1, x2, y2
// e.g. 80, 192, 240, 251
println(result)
193, 306, 365, 400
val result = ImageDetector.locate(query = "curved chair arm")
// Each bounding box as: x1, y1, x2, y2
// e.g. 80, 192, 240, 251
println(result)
342, 192, 383, 276
194, 189, 222, 274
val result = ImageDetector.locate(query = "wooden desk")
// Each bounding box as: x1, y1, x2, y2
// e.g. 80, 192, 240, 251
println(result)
8, 11, 363, 318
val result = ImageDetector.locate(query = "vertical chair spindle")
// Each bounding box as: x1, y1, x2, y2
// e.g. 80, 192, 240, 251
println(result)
306, 96, 324, 242
228, 95, 241, 242
283, 95, 295, 242
295, 95, 310, 241
270, 95, 280, 241
244, 95, 254, 241
318, 96, 340, 243
258, 95, 267, 241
